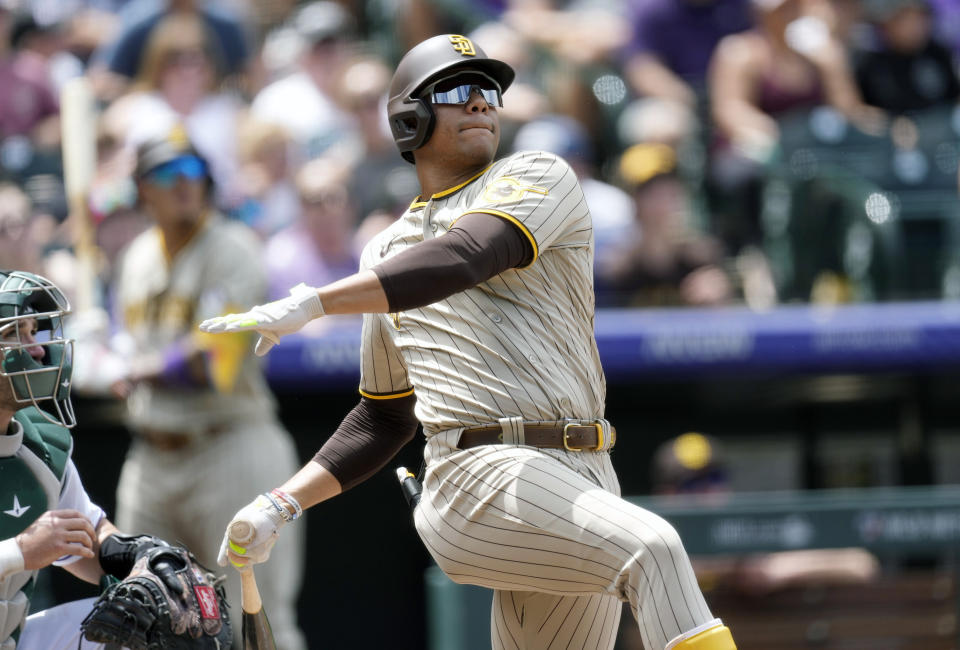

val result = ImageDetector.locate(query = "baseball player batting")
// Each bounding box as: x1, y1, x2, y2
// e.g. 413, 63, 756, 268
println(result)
201, 34, 737, 650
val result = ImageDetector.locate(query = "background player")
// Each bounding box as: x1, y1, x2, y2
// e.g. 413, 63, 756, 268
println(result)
201, 34, 738, 650
108, 128, 306, 650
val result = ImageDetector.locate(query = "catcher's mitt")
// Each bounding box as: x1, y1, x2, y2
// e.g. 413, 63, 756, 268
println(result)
81, 545, 232, 650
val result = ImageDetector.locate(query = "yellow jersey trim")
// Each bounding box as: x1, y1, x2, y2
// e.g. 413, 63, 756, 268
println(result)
359, 387, 415, 399
410, 198, 427, 210
455, 208, 539, 268
431, 164, 494, 199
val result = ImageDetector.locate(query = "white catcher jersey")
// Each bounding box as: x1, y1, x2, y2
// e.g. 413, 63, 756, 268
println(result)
358, 150, 606, 435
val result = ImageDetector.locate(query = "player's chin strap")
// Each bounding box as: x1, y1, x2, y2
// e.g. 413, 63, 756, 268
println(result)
666, 619, 737, 649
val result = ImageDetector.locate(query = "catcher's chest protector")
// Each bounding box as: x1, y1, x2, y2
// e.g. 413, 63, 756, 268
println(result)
0, 407, 71, 646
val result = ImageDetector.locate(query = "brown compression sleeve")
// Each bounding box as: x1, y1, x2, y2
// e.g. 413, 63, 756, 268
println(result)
373, 211, 533, 313
312, 394, 419, 492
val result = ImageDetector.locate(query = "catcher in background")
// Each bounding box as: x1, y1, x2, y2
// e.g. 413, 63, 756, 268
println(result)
0, 269, 230, 649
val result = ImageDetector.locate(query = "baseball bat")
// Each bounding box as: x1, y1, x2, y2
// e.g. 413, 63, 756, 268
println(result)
59, 76, 100, 313
229, 521, 277, 650
395, 466, 422, 510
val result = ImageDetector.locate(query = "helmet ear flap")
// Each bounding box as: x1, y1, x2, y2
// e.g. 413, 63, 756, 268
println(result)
389, 98, 435, 163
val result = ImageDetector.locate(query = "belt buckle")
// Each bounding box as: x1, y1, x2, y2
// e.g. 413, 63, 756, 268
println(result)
563, 421, 603, 452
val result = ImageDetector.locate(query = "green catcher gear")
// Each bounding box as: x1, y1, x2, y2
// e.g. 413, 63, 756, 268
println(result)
0, 270, 75, 427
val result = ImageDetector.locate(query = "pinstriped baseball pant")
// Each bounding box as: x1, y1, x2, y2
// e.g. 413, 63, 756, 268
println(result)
116, 418, 306, 650
418, 431, 716, 650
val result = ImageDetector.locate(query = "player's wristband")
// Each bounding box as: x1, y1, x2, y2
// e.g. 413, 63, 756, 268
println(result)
0, 538, 25, 580
269, 488, 302, 521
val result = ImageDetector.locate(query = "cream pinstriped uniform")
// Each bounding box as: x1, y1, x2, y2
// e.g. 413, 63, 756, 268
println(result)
359, 151, 718, 649
113, 213, 305, 650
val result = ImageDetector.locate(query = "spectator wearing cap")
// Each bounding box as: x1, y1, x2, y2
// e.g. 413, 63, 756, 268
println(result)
109, 125, 307, 650
250, 1, 362, 165
102, 11, 246, 210
652, 432, 730, 497
596, 142, 733, 308
642, 432, 879, 600
853, 0, 960, 114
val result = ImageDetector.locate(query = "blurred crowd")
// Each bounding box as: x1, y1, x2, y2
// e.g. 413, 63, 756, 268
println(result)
2, 0, 960, 321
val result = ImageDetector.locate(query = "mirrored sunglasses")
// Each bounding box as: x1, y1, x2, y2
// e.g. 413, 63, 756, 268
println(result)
426, 72, 503, 107
145, 156, 208, 188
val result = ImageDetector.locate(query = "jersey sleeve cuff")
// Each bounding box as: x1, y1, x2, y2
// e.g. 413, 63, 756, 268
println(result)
358, 387, 415, 400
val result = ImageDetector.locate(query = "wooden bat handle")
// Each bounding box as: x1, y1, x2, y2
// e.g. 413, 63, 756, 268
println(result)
239, 567, 277, 649
240, 566, 263, 614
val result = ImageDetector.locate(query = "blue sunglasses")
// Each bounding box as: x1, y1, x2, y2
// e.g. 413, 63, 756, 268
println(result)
425, 72, 502, 108
145, 156, 208, 187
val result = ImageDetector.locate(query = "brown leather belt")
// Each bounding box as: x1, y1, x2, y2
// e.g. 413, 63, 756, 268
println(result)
458, 422, 615, 452
137, 424, 227, 452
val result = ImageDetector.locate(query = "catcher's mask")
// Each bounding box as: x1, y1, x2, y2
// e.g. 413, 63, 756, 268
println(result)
387, 33, 515, 164
0, 270, 75, 428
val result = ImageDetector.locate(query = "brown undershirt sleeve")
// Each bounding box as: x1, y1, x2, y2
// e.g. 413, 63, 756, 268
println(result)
312, 394, 419, 492
373, 211, 533, 313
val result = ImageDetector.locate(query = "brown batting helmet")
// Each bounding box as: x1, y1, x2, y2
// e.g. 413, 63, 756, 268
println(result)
387, 34, 515, 164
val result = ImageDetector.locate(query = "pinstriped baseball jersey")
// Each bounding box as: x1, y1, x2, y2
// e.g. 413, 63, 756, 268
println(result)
358, 150, 606, 435
116, 212, 278, 433
114, 212, 306, 650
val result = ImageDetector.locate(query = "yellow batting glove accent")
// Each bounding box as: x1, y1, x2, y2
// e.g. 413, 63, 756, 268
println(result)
216, 314, 247, 325
229, 540, 247, 555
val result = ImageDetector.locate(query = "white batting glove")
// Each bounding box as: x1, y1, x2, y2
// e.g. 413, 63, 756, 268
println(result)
217, 494, 289, 569
198, 283, 324, 356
